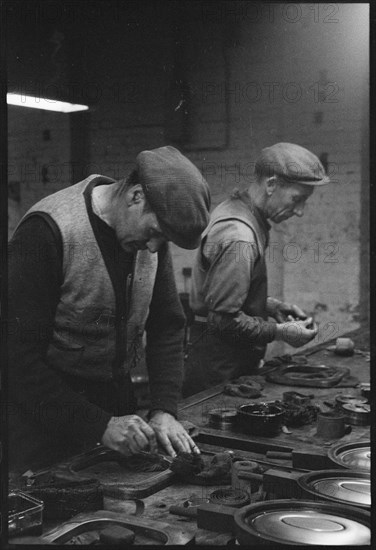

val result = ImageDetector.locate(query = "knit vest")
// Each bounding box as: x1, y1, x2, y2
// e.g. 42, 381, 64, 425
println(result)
18, 175, 158, 379
190, 196, 269, 319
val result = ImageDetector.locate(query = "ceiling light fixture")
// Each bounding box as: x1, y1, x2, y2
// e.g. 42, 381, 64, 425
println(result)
7, 93, 89, 113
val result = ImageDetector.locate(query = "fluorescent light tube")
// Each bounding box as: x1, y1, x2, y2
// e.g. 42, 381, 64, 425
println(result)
7, 93, 89, 113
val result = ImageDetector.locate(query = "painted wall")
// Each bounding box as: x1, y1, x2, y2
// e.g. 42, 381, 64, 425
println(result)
8, 3, 369, 355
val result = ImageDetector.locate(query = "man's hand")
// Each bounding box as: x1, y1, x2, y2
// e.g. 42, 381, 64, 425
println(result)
101, 415, 157, 456
267, 297, 307, 323
148, 411, 200, 457
275, 317, 318, 348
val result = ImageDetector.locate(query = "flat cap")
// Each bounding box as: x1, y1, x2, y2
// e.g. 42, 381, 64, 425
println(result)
257, 142, 330, 185
137, 146, 211, 249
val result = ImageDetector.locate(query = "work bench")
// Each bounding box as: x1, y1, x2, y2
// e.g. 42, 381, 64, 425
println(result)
106, 326, 371, 543
10, 327, 370, 545
178, 327, 370, 457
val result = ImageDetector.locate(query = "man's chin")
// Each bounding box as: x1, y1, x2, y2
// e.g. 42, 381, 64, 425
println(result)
122, 242, 144, 252
122, 242, 156, 252
273, 213, 291, 223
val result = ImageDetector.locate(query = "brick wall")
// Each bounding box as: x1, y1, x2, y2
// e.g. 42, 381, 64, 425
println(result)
8, 2, 369, 353
170, 4, 368, 353
8, 106, 71, 236
170, 4, 369, 352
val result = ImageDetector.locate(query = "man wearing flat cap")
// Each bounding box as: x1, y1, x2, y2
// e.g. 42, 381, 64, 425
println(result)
8, 146, 210, 472
183, 143, 330, 397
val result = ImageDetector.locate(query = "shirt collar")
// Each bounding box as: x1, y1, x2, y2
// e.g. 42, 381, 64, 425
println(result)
235, 189, 271, 234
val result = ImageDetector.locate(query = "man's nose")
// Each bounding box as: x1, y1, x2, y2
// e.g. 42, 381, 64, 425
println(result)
146, 236, 166, 253
294, 205, 304, 217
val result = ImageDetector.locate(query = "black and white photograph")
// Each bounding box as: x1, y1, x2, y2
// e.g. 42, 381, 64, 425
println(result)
3, 1, 371, 546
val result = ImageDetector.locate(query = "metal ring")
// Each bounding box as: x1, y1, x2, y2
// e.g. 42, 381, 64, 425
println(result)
209, 487, 250, 508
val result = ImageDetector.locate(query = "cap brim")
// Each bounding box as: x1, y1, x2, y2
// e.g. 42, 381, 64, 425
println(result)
157, 217, 201, 250
281, 175, 331, 186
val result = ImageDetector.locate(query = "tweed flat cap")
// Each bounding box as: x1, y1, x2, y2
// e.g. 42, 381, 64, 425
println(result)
137, 146, 211, 249
257, 142, 330, 185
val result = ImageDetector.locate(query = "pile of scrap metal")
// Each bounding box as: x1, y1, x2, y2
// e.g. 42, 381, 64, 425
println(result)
275, 391, 320, 427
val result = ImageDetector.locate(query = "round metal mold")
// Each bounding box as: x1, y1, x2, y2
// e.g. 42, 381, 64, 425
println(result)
341, 403, 370, 425
237, 401, 285, 437
316, 411, 347, 439
328, 440, 370, 472
297, 470, 370, 509
209, 487, 250, 508
234, 500, 371, 546
335, 394, 367, 406
208, 408, 238, 431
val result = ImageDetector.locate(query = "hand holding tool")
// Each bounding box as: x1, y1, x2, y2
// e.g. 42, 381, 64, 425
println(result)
135, 450, 173, 469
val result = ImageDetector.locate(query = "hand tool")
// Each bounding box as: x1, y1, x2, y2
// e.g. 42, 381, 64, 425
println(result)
232, 460, 262, 494
169, 504, 198, 518
135, 450, 173, 468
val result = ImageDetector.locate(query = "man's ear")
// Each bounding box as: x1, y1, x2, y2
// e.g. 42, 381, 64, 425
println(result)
265, 175, 278, 196
127, 184, 145, 206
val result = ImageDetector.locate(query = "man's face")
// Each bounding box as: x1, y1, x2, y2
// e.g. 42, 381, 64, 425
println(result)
266, 180, 314, 223
116, 187, 167, 253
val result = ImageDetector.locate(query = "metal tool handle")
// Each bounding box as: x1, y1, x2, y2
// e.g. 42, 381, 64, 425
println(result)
136, 450, 173, 466
237, 471, 264, 482
169, 505, 197, 518
266, 451, 292, 460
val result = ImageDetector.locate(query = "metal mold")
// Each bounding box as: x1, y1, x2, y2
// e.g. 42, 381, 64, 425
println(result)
41, 510, 190, 545
334, 394, 368, 407
298, 470, 370, 509
234, 500, 370, 546
316, 412, 347, 439
209, 487, 250, 508
266, 364, 349, 387
237, 402, 285, 437
328, 441, 370, 472
341, 403, 370, 426
208, 408, 238, 430
35, 445, 176, 500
